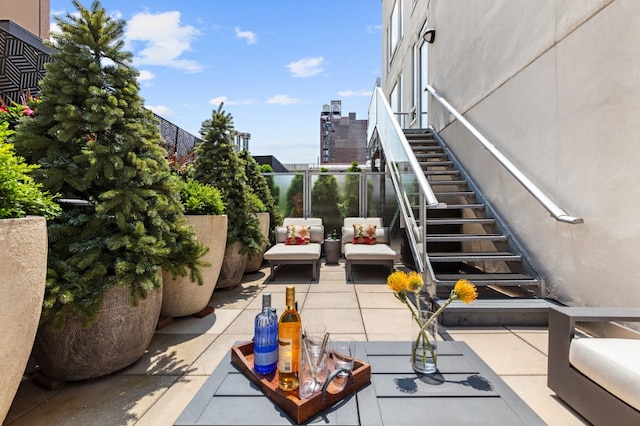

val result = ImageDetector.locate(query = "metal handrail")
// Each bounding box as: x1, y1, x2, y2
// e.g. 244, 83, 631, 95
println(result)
425, 85, 583, 224
370, 87, 445, 209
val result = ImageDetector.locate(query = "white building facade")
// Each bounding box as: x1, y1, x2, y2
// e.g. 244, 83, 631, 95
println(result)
381, 0, 640, 308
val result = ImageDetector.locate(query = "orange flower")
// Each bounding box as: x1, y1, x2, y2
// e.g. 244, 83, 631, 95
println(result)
387, 271, 409, 293
406, 271, 424, 292
452, 279, 477, 304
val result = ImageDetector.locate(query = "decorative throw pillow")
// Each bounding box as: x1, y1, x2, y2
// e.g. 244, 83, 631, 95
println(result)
353, 223, 377, 244
285, 225, 311, 245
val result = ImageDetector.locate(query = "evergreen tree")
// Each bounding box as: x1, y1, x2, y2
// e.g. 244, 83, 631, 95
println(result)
238, 150, 283, 243
343, 161, 362, 218
12, 0, 206, 326
260, 164, 280, 206
284, 174, 304, 218
193, 104, 265, 256
311, 168, 341, 238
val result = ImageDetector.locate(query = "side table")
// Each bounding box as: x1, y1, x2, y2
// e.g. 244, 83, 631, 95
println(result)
324, 239, 340, 264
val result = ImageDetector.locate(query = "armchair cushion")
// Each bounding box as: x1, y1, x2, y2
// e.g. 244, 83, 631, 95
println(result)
569, 337, 640, 411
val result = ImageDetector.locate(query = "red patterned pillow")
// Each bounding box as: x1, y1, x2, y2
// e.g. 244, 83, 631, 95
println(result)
353, 223, 377, 244
285, 225, 311, 245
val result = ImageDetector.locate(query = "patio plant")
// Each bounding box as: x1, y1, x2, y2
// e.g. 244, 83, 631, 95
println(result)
193, 104, 266, 288
312, 168, 341, 238
0, 120, 60, 422
12, 0, 206, 382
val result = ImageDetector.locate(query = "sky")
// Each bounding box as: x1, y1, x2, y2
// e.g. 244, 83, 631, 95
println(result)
49, 0, 382, 165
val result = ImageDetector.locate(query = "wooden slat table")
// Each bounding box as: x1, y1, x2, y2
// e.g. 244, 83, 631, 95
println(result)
175, 341, 544, 425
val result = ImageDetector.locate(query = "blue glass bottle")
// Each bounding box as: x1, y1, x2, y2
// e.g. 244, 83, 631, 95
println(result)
254, 293, 278, 375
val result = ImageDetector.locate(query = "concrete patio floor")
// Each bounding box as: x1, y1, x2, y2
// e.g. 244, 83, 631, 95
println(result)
4, 260, 588, 425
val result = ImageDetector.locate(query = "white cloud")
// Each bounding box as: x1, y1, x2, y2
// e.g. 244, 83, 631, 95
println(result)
337, 89, 372, 97
286, 57, 324, 78
267, 95, 300, 105
126, 11, 204, 73
366, 24, 382, 33
209, 96, 257, 106
147, 105, 174, 117
235, 27, 257, 45
137, 70, 155, 82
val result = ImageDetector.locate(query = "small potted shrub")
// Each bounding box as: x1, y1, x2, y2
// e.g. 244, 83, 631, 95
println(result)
0, 121, 60, 422
161, 175, 228, 317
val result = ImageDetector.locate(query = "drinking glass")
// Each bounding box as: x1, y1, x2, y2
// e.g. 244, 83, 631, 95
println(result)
299, 337, 329, 399
331, 337, 356, 377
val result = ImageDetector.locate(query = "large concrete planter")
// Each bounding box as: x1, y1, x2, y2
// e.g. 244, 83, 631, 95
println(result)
32, 283, 162, 384
161, 214, 227, 317
0, 217, 47, 423
216, 241, 246, 290
244, 212, 270, 274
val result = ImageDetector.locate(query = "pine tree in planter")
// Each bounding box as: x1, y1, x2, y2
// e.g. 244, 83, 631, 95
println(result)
193, 104, 266, 288
312, 168, 342, 239
238, 150, 283, 246
12, 0, 206, 382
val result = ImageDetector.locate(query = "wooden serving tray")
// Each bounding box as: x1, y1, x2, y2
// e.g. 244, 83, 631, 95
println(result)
231, 341, 371, 424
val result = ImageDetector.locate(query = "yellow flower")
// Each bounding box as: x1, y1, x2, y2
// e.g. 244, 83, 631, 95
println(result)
387, 271, 409, 293
452, 279, 478, 304
407, 271, 424, 292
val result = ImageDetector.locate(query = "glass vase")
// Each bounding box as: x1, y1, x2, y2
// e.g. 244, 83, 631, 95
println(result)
411, 310, 438, 374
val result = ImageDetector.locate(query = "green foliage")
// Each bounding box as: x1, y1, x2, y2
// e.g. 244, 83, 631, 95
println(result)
12, 0, 206, 326
193, 104, 266, 257
239, 150, 283, 243
0, 123, 61, 219
260, 163, 281, 207
181, 178, 225, 215
311, 168, 341, 237
342, 161, 362, 218
284, 174, 304, 218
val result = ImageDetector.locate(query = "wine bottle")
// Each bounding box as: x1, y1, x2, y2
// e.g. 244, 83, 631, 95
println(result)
278, 286, 301, 391
254, 293, 278, 375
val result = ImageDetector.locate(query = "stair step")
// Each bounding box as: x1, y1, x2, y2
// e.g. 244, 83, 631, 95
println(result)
420, 160, 453, 167
439, 203, 485, 210
428, 180, 467, 186
424, 170, 460, 176
434, 298, 560, 326
429, 252, 522, 262
428, 234, 507, 242
434, 191, 476, 198
415, 153, 446, 159
426, 218, 495, 225
434, 273, 537, 285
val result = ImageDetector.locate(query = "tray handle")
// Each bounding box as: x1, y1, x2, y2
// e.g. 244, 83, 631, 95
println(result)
322, 368, 354, 404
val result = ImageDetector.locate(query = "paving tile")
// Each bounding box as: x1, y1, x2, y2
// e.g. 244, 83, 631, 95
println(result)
447, 332, 548, 375
7, 375, 177, 426
121, 333, 217, 376
300, 308, 365, 335
501, 375, 589, 426
512, 329, 549, 356
301, 292, 359, 309
136, 375, 209, 426
188, 334, 252, 376
361, 308, 411, 336
154, 308, 243, 335
222, 309, 260, 335
357, 291, 404, 308
308, 281, 355, 293
353, 283, 391, 292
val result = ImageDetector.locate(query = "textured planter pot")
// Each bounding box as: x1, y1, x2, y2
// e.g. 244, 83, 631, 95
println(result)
161, 214, 227, 317
0, 217, 47, 423
32, 284, 162, 383
244, 212, 270, 273
216, 241, 246, 290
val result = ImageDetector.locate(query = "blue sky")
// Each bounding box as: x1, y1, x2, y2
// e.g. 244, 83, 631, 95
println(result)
49, 1, 382, 165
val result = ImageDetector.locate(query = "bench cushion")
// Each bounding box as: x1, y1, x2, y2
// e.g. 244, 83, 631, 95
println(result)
569, 337, 640, 411
343, 242, 400, 261
264, 243, 322, 261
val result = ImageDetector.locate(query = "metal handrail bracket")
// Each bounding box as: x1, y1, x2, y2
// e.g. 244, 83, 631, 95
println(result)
425, 85, 583, 224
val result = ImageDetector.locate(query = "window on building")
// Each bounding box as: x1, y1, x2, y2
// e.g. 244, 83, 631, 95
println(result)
389, 0, 402, 63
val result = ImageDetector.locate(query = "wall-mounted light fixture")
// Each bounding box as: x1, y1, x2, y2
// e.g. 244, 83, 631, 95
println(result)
423, 28, 436, 44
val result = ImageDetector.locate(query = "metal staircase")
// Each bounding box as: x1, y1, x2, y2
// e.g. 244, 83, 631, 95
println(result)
403, 128, 555, 325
